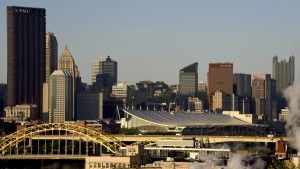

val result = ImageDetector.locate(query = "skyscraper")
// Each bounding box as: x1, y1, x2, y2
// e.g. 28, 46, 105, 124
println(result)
179, 62, 198, 110
207, 63, 233, 111
45, 32, 58, 84
58, 46, 80, 120
233, 73, 251, 98
91, 56, 118, 85
272, 56, 295, 109
7, 6, 46, 119
272, 56, 295, 93
42, 32, 58, 122
49, 70, 73, 123
251, 74, 277, 121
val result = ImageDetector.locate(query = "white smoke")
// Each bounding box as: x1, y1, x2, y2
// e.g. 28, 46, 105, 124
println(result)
189, 154, 222, 169
284, 80, 300, 151
225, 154, 266, 169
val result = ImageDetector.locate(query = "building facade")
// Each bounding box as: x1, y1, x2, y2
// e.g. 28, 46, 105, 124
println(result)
252, 74, 277, 121
179, 63, 198, 110
272, 56, 295, 110
233, 73, 251, 98
77, 92, 103, 120
42, 32, 58, 122
212, 90, 237, 113
58, 46, 79, 120
198, 81, 206, 92
207, 63, 233, 111
4, 104, 38, 122
91, 56, 117, 85
281, 107, 289, 122
49, 70, 73, 123
45, 32, 58, 84
272, 56, 295, 94
0, 100, 4, 118
112, 82, 127, 100
7, 6, 46, 119
187, 97, 203, 112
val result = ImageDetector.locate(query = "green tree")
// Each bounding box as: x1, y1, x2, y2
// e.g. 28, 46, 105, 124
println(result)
267, 157, 289, 169
126, 85, 137, 107
117, 128, 140, 135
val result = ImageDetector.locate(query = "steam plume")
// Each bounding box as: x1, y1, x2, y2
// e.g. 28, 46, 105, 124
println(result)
226, 154, 266, 169
284, 80, 300, 151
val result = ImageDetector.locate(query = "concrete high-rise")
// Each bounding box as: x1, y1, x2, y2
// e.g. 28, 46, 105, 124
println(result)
45, 32, 58, 84
7, 6, 46, 119
49, 70, 73, 123
179, 63, 198, 110
58, 46, 80, 120
207, 63, 233, 111
91, 56, 118, 85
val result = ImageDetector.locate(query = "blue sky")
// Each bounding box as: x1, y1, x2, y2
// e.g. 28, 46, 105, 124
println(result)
0, 0, 299, 85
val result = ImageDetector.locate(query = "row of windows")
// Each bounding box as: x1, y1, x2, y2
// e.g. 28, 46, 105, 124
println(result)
89, 162, 131, 169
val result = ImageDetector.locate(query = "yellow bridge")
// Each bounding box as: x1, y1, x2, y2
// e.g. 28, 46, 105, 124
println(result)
0, 123, 288, 159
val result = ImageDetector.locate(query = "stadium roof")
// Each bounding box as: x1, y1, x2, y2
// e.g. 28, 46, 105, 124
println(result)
123, 110, 254, 127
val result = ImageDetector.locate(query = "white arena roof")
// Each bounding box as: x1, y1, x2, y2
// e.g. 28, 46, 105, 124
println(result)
123, 110, 253, 127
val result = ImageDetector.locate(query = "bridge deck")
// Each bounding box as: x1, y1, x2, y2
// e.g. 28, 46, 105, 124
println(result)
0, 154, 87, 160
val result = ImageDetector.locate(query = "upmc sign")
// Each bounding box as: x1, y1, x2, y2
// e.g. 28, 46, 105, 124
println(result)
219, 64, 232, 68
15, 8, 30, 14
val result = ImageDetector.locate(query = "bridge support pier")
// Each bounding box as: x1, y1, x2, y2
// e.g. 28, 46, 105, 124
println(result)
265, 142, 268, 148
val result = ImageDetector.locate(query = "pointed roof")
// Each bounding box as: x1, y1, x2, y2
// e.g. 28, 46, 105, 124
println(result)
276, 137, 286, 153
59, 45, 74, 61
180, 62, 198, 73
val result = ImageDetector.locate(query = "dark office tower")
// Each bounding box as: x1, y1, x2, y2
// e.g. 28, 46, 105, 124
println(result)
207, 63, 233, 111
179, 62, 198, 110
272, 56, 295, 109
7, 6, 46, 119
45, 32, 58, 84
91, 56, 118, 85
233, 73, 251, 98
0, 99, 4, 117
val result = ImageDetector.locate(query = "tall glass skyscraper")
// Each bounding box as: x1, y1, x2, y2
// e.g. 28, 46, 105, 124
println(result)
233, 73, 251, 98
179, 62, 198, 110
7, 6, 46, 119
45, 32, 58, 84
272, 56, 295, 109
272, 56, 295, 94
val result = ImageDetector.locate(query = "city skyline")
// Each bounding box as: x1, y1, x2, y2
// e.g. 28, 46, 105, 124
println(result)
1, 1, 299, 85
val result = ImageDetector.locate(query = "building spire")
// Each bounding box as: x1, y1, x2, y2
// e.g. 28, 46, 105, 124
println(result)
65, 45, 68, 51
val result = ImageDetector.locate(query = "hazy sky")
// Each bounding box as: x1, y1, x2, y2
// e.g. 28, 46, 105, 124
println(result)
0, 0, 299, 85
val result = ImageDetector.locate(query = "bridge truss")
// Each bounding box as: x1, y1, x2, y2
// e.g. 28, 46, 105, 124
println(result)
0, 123, 124, 156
